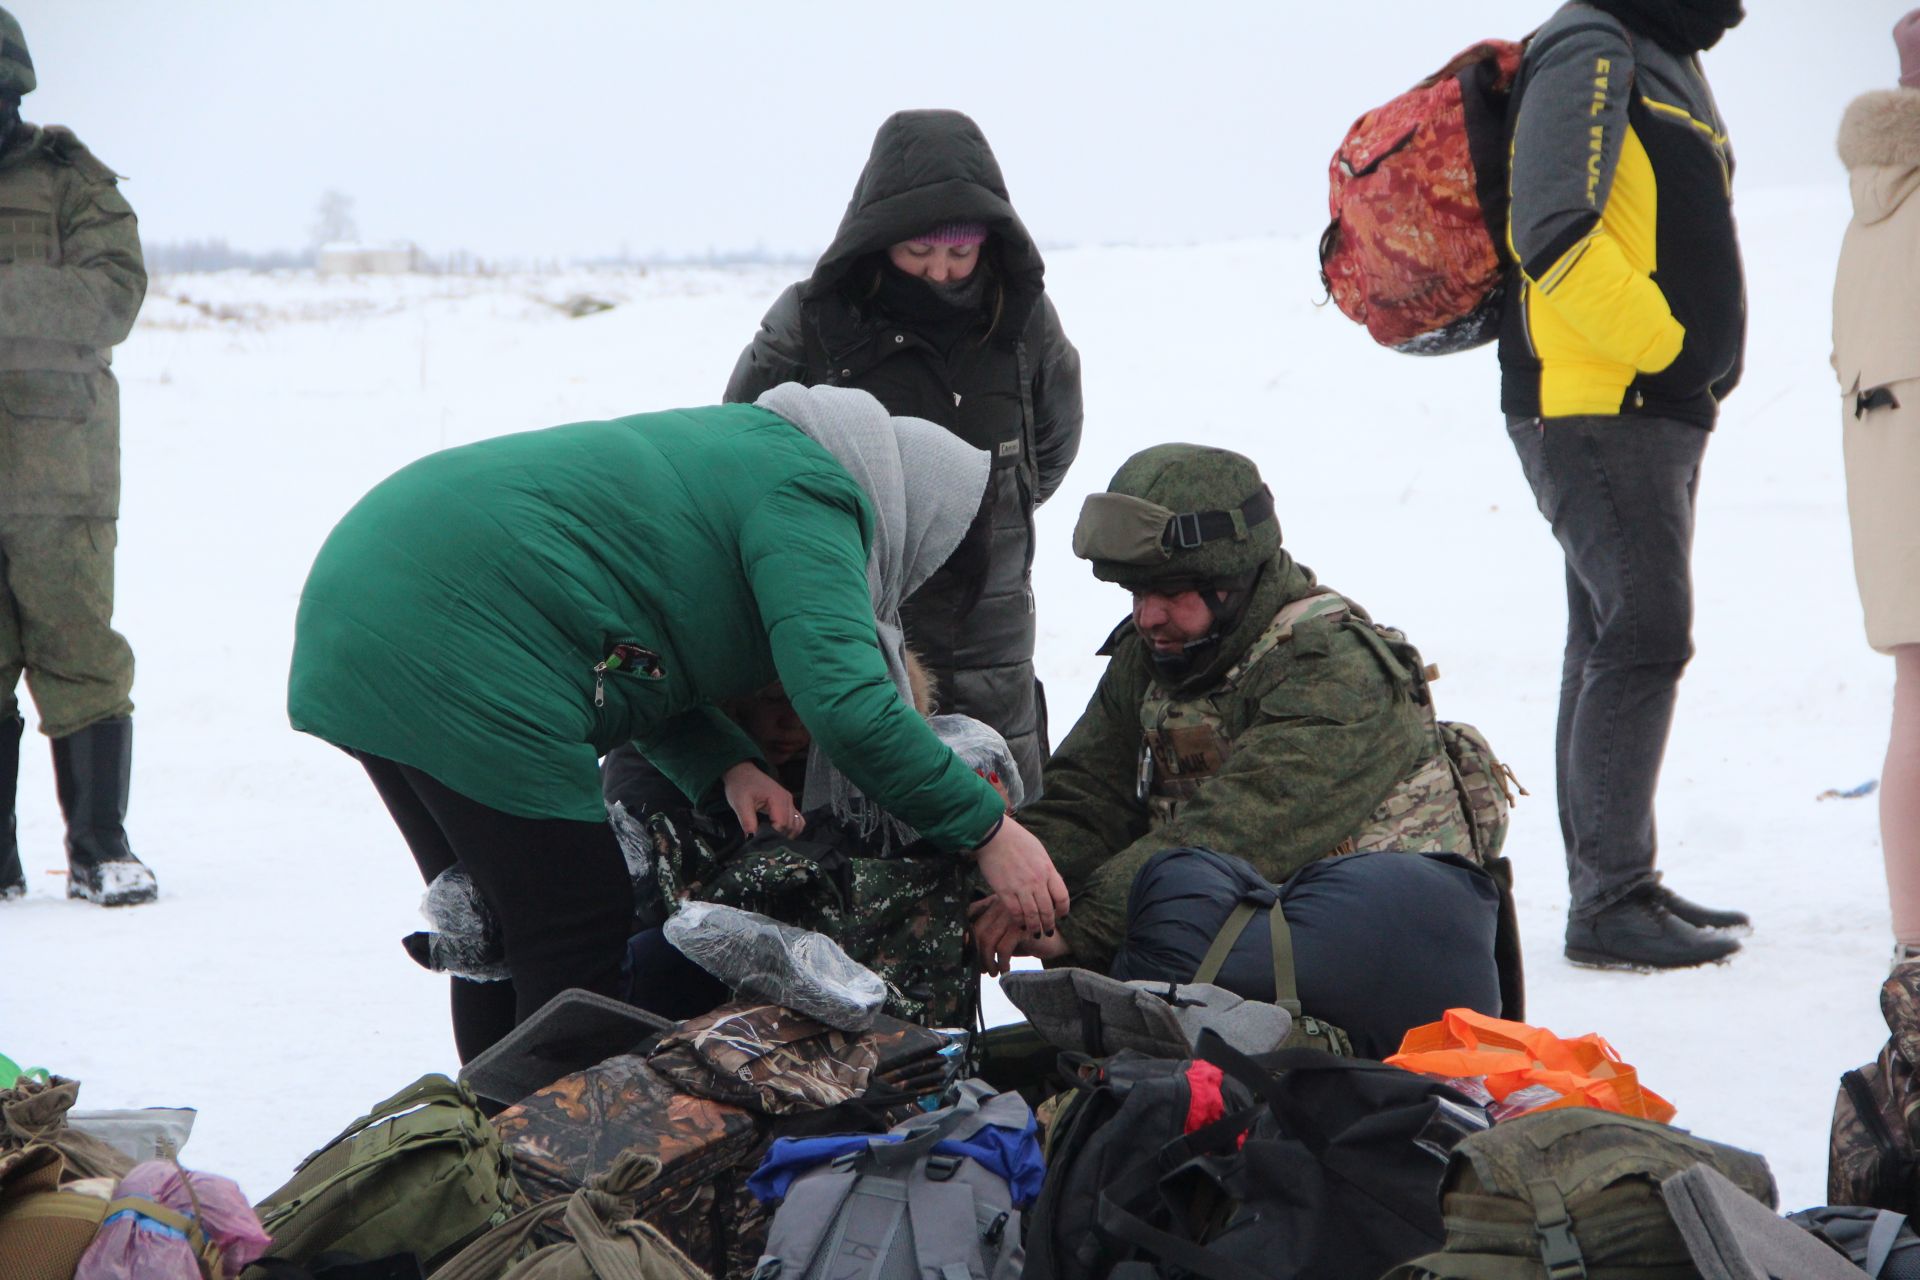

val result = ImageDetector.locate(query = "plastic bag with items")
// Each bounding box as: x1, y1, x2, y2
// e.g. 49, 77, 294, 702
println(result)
930, 714, 1024, 810
76, 1160, 270, 1280
663, 901, 887, 1032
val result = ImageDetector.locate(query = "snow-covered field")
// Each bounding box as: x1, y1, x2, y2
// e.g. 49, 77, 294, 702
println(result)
2, 184, 1884, 1212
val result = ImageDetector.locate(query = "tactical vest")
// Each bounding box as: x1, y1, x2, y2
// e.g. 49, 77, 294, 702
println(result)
0, 135, 107, 374
1138, 590, 1479, 859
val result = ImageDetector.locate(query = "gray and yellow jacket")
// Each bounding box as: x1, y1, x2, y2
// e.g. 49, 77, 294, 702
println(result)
1498, 3, 1744, 427
1021, 554, 1470, 970
0, 123, 144, 517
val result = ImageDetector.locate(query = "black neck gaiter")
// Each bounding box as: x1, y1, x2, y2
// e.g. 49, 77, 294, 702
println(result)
1585, 0, 1745, 54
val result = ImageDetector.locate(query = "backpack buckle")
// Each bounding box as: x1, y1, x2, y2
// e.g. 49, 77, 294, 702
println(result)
1170, 512, 1205, 550
925, 1154, 962, 1182
1529, 1180, 1587, 1280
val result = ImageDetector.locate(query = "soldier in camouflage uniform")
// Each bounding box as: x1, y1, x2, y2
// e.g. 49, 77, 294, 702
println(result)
0, 8, 154, 906
975, 443, 1489, 972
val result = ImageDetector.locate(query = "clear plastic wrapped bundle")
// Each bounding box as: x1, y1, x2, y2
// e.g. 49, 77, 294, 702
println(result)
409, 867, 509, 982
663, 901, 887, 1032
930, 713, 1024, 809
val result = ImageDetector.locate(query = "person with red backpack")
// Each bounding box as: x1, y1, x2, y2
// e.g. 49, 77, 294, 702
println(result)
1500, 0, 1748, 970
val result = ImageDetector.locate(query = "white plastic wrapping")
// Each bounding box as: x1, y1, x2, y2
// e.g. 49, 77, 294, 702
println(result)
930, 713, 1024, 810
416, 867, 510, 982
663, 901, 886, 1032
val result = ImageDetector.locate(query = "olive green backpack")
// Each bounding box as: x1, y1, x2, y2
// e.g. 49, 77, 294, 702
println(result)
246, 1075, 519, 1275
1384, 1107, 1775, 1279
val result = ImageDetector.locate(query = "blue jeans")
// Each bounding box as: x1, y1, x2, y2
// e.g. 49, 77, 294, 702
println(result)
1507, 415, 1709, 919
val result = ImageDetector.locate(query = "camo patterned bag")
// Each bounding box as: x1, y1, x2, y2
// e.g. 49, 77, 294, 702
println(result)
1830, 960, 1920, 1211
648, 1002, 878, 1117
644, 810, 978, 1027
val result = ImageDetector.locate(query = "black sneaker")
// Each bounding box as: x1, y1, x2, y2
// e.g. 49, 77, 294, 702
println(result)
1653, 885, 1750, 934
1565, 889, 1741, 971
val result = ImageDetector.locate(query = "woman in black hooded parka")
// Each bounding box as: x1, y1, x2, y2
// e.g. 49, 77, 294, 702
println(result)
724, 109, 1084, 801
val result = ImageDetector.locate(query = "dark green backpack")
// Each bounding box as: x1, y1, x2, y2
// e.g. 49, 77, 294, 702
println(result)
246, 1075, 519, 1275
1384, 1107, 1776, 1279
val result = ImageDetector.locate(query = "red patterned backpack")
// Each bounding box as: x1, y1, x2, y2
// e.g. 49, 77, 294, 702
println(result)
1318, 39, 1526, 355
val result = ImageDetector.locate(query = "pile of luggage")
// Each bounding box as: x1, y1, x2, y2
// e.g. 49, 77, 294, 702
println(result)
18, 900, 1920, 1278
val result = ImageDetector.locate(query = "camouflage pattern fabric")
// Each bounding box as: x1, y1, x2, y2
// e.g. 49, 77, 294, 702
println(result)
1831, 960, 1920, 1212
1438, 720, 1520, 861
645, 808, 978, 1027
1321, 41, 1525, 354
493, 1051, 767, 1276
0, 516, 133, 732
1142, 590, 1480, 860
1023, 553, 1506, 970
0, 122, 144, 735
647, 1001, 878, 1117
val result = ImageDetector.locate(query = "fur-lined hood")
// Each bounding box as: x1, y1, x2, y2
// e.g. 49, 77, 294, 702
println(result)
1840, 89, 1920, 224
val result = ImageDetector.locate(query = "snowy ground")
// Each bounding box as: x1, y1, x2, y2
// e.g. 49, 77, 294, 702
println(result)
2, 184, 1887, 1212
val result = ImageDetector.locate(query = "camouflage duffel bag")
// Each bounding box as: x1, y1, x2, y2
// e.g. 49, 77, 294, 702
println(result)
646, 810, 979, 1028
1383, 1107, 1776, 1279
496, 1002, 954, 1280
1832, 959, 1920, 1212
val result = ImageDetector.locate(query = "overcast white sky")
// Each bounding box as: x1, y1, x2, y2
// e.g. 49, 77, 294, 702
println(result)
15, 2, 1911, 259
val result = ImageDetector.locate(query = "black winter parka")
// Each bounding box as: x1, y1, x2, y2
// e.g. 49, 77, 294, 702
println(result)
725, 109, 1083, 797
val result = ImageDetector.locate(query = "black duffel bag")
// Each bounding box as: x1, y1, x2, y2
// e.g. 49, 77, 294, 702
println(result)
1093, 1030, 1488, 1280
1110, 847, 1507, 1058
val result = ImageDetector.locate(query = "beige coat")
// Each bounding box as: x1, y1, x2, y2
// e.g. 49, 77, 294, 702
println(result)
1835, 89, 1920, 652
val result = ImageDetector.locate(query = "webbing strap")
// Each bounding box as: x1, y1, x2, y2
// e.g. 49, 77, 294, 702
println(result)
1866, 1209, 1908, 1279
1528, 1180, 1587, 1280
1190, 898, 1300, 1014
1191, 902, 1254, 987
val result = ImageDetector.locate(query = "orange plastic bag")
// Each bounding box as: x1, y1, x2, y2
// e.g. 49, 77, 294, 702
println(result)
1384, 1008, 1675, 1123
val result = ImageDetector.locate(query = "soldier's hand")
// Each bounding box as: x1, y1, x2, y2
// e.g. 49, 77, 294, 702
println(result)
973, 816, 1069, 939
720, 761, 805, 839
967, 895, 1024, 976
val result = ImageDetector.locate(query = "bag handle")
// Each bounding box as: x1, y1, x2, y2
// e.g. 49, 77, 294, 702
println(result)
293, 1075, 474, 1173
429, 1195, 571, 1280
1094, 1170, 1263, 1280
1191, 896, 1300, 1014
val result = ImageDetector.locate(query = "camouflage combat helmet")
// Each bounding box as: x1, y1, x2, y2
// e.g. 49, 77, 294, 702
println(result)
0, 7, 31, 98
1073, 443, 1279, 590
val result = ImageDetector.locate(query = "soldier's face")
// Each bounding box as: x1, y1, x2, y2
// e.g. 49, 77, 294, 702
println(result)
1131, 588, 1221, 653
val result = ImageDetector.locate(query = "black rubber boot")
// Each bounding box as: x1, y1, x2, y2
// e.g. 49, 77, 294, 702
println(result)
1653, 884, 1750, 933
53, 717, 157, 907
0, 713, 21, 900
1564, 886, 1740, 971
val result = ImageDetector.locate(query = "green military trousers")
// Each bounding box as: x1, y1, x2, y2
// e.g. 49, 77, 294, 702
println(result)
0, 515, 134, 737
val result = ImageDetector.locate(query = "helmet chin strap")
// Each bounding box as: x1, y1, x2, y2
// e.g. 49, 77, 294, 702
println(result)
1144, 563, 1266, 681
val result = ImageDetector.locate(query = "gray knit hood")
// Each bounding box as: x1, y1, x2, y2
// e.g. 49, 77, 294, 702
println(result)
755, 382, 991, 843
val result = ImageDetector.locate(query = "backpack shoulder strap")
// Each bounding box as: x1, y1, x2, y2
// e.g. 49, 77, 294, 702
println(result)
908, 1172, 987, 1280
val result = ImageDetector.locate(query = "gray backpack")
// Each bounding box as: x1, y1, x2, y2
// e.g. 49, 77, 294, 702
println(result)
752, 1082, 1026, 1280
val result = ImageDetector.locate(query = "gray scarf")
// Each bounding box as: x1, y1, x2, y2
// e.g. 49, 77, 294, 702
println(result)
754, 382, 991, 848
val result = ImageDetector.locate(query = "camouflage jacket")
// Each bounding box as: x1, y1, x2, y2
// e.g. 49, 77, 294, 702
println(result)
1023, 553, 1450, 969
0, 124, 145, 518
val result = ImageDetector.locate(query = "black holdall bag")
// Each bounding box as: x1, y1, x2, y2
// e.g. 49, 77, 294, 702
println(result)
1021, 1049, 1255, 1280
1093, 1031, 1489, 1280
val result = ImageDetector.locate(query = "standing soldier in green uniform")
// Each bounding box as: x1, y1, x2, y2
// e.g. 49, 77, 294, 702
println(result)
0, 7, 154, 906
971, 444, 1508, 971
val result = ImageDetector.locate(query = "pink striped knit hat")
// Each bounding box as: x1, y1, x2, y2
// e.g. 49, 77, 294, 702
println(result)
921, 221, 989, 246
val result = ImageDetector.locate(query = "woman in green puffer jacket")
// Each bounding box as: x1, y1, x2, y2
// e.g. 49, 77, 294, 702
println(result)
288, 384, 1069, 1061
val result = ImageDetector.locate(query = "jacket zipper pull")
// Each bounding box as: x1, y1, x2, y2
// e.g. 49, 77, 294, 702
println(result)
593, 660, 609, 708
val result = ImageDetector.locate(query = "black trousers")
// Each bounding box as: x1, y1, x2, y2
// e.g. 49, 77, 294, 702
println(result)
357, 753, 632, 1063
